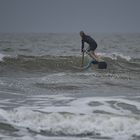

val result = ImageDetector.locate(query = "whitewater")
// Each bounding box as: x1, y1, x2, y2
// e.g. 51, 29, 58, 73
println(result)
0, 33, 140, 140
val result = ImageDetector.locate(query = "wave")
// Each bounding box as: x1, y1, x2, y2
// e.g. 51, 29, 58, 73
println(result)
0, 95, 140, 139
0, 53, 140, 74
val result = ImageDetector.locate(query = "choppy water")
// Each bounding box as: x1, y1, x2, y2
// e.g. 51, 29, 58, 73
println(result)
0, 33, 140, 140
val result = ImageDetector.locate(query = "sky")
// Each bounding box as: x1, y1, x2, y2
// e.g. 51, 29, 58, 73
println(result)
0, 0, 140, 33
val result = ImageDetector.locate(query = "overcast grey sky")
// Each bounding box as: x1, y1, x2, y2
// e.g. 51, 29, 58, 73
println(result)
0, 0, 140, 33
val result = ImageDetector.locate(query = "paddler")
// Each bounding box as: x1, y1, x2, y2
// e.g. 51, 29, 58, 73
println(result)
80, 31, 99, 60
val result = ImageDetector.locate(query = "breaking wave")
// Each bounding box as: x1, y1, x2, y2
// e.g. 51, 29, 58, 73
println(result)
0, 96, 140, 139
0, 53, 139, 74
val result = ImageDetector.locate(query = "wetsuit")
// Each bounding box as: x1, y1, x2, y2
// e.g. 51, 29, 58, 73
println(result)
81, 34, 97, 52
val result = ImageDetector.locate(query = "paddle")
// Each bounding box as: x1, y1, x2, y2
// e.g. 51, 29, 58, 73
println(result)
81, 51, 84, 67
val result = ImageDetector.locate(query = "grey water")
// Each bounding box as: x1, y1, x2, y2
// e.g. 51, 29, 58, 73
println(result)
0, 33, 140, 140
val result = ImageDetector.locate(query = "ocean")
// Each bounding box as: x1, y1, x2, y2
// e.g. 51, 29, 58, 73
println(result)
0, 33, 140, 140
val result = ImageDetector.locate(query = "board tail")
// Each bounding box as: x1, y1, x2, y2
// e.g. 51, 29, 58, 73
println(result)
98, 61, 107, 69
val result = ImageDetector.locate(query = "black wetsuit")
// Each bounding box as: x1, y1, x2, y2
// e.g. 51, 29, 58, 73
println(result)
81, 35, 97, 52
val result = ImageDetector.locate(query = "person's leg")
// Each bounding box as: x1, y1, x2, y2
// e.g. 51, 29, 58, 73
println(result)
87, 44, 98, 60
89, 50, 99, 60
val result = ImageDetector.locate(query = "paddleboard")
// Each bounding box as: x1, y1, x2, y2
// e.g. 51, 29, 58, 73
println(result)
72, 58, 107, 70
91, 58, 107, 69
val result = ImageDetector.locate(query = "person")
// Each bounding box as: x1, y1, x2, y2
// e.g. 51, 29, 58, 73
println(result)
80, 31, 99, 60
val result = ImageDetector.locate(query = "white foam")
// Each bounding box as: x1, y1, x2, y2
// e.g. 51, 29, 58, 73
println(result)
0, 107, 140, 139
0, 53, 6, 61
97, 52, 131, 61
40, 96, 140, 116
25, 95, 140, 116
1, 135, 93, 140
0, 96, 140, 139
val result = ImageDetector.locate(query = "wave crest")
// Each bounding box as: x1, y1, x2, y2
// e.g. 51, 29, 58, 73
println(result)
0, 54, 139, 73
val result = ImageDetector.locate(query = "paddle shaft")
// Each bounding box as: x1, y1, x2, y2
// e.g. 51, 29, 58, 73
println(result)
81, 51, 84, 67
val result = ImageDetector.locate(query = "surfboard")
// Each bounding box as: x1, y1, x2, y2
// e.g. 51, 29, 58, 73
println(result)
72, 58, 107, 70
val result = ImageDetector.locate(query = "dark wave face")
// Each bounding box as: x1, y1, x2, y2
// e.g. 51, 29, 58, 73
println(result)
0, 54, 140, 74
